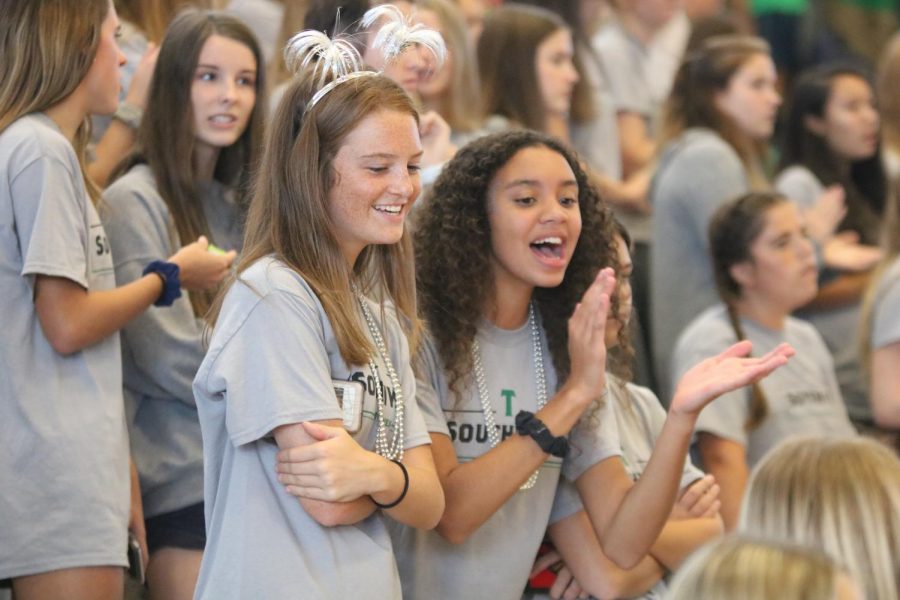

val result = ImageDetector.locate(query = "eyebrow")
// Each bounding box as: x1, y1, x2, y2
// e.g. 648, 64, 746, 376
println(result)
504, 178, 578, 189
359, 151, 425, 159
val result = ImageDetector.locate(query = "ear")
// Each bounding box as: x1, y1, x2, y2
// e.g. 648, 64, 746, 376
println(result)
804, 114, 827, 137
729, 261, 755, 290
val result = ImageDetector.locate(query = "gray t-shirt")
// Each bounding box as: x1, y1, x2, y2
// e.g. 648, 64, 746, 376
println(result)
193, 257, 430, 599
776, 165, 871, 422
0, 113, 129, 578
390, 319, 620, 600
102, 164, 243, 518
674, 305, 856, 467
650, 129, 749, 399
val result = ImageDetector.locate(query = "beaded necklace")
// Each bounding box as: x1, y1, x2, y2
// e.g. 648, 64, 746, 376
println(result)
355, 291, 405, 461
471, 303, 547, 490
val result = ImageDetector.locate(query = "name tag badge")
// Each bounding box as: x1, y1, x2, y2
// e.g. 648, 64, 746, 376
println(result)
333, 379, 365, 433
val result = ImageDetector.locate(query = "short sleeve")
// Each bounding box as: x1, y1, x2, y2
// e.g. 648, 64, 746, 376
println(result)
673, 315, 749, 447
206, 285, 343, 446
563, 387, 623, 482
775, 166, 822, 210
412, 333, 452, 436
15, 155, 89, 287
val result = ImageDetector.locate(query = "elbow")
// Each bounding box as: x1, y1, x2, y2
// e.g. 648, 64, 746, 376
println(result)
582, 572, 631, 600
604, 547, 643, 571
44, 322, 87, 356
434, 518, 474, 545
303, 501, 363, 528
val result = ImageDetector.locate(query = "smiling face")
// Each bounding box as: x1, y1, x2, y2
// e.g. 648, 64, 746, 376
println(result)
487, 145, 582, 300
731, 202, 818, 312
535, 28, 580, 119
809, 74, 880, 162
81, 3, 126, 116
327, 109, 423, 265
191, 34, 257, 156
715, 53, 781, 140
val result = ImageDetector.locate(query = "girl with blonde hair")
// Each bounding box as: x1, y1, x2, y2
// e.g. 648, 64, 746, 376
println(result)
192, 26, 446, 600
740, 435, 900, 600
0, 1, 231, 597
667, 535, 863, 600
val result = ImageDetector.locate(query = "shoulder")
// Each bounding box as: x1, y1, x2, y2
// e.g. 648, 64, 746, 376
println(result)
238, 257, 319, 302
1, 114, 79, 177
775, 165, 822, 205
591, 22, 629, 53
658, 129, 741, 174
675, 305, 737, 353
103, 165, 163, 212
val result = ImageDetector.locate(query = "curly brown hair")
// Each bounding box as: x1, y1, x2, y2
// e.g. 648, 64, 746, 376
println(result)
414, 130, 620, 400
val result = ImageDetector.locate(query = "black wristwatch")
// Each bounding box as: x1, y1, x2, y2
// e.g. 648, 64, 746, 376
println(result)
515, 410, 569, 458
142, 260, 182, 306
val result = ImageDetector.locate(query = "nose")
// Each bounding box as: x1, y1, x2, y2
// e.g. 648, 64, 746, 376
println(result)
220, 78, 237, 104
539, 197, 568, 224
389, 167, 417, 199
567, 62, 580, 84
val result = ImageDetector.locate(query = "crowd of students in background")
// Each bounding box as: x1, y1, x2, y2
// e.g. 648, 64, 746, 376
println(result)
1, 0, 899, 599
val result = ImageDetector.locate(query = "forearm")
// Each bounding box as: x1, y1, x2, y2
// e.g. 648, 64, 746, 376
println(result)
378, 449, 445, 530
436, 386, 593, 543
649, 515, 724, 570
298, 496, 376, 527
35, 274, 163, 354
87, 120, 136, 188
584, 413, 697, 568
549, 512, 664, 600
702, 460, 746, 531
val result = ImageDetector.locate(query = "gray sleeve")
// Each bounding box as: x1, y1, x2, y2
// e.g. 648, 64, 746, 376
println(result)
628, 384, 705, 490
412, 333, 452, 436
872, 266, 900, 349
563, 388, 623, 482
103, 175, 205, 405
594, 36, 652, 116
15, 155, 89, 287
673, 139, 748, 253
673, 318, 749, 447
775, 166, 822, 210
548, 477, 584, 525
208, 286, 343, 447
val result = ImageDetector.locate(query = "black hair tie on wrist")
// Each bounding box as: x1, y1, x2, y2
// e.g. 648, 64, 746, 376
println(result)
371, 459, 409, 509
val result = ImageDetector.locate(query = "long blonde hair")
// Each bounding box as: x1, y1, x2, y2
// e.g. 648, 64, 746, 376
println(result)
0, 0, 109, 201
209, 71, 421, 365
667, 535, 851, 600
740, 436, 900, 600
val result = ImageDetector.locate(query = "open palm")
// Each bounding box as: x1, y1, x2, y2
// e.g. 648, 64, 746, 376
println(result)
670, 340, 794, 416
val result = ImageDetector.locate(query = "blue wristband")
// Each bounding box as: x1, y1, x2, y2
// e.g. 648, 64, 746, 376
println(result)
142, 260, 182, 306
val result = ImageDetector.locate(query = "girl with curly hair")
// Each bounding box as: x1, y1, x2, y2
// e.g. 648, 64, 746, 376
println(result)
344, 129, 792, 599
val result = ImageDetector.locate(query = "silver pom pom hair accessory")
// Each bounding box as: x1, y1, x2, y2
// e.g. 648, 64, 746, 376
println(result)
282, 4, 447, 112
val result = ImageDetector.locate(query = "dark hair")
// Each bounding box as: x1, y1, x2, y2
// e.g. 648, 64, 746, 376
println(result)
415, 130, 619, 399
662, 35, 771, 187
477, 4, 570, 131
511, 0, 596, 123
708, 191, 788, 429
114, 9, 265, 317
779, 64, 886, 244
